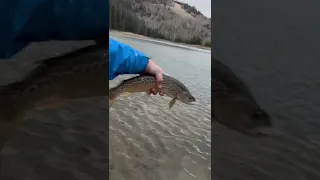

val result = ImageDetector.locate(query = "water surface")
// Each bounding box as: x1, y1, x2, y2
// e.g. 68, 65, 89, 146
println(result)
0, 41, 110, 180
213, 0, 320, 179
0, 37, 211, 180
109, 35, 212, 180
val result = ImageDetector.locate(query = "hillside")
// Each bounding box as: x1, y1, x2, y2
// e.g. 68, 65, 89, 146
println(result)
110, 0, 211, 47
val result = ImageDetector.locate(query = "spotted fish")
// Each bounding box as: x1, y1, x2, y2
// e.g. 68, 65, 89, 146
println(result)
213, 57, 272, 136
109, 74, 196, 108
0, 43, 108, 150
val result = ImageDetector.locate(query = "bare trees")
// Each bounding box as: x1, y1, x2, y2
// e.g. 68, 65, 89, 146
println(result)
109, 0, 211, 47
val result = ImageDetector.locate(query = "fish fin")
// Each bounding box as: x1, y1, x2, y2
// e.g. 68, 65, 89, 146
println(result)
169, 98, 177, 109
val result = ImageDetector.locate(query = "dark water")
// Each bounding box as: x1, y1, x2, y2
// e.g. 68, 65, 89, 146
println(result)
0, 41, 109, 180
213, 0, 320, 179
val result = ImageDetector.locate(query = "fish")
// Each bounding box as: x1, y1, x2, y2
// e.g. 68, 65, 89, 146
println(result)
212, 57, 272, 136
109, 74, 196, 108
0, 43, 108, 150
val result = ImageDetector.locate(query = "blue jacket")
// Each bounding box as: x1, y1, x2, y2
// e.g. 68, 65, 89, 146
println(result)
0, 0, 149, 80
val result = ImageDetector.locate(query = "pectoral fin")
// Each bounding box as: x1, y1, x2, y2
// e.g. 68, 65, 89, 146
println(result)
169, 98, 177, 109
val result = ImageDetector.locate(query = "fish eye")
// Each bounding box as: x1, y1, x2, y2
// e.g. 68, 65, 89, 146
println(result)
189, 96, 195, 100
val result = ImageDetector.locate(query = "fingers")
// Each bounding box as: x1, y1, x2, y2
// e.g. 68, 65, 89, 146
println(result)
147, 88, 164, 96
155, 72, 163, 89
155, 72, 164, 96
146, 88, 157, 95
144, 59, 165, 96
150, 88, 157, 95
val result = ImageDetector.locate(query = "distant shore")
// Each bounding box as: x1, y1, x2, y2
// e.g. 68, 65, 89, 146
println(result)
109, 30, 211, 52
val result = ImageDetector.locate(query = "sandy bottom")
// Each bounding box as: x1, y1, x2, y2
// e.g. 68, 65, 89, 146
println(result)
109, 75, 211, 180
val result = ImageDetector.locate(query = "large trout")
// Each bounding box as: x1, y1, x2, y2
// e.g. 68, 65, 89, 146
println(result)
213, 57, 272, 136
109, 74, 196, 108
0, 43, 108, 150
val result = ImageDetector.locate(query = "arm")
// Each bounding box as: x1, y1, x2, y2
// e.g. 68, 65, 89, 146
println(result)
109, 38, 164, 95
0, 0, 108, 59
109, 38, 149, 80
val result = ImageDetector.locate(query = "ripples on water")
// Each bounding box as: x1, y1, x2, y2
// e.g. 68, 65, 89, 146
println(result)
0, 38, 211, 180
109, 36, 211, 180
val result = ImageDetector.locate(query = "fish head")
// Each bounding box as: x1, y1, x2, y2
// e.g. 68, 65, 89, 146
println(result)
214, 95, 272, 136
177, 91, 196, 105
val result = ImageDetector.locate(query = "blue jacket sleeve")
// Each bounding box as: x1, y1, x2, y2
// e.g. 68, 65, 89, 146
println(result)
109, 38, 149, 80
0, 0, 108, 59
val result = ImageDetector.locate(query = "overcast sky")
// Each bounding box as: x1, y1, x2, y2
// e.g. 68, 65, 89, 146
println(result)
177, 0, 211, 18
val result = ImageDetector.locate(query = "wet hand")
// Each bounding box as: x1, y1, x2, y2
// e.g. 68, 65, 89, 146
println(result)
144, 59, 165, 96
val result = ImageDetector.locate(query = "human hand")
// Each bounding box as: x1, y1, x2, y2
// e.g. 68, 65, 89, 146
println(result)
144, 59, 164, 96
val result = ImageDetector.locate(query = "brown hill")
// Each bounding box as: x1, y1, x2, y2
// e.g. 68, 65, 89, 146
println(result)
110, 0, 211, 47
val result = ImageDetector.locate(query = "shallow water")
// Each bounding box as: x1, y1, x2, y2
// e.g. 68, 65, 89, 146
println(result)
213, 0, 320, 179
0, 38, 211, 180
109, 35, 211, 180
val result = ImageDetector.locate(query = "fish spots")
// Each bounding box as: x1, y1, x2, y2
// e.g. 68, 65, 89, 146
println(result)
109, 74, 195, 107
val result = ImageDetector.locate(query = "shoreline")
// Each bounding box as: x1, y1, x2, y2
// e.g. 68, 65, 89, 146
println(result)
109, 30, 211, 53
